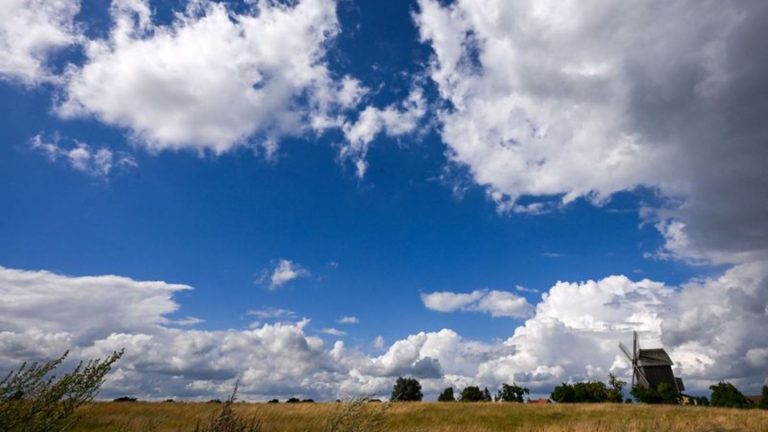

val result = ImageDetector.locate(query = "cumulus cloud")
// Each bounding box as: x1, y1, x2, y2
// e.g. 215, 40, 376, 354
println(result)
0, 0, 80, 84
56, 0, 355, 156
261, 259, 310, 290
0, 265, 765, 400
415, 0, 768, 266
421, 289, 532, 318
28, 133, 137, 178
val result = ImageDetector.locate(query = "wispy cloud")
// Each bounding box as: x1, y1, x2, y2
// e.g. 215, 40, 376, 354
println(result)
247, 307, 297, 320
337, 316, 359, 324
319, 327, 346, 336
258, 259, 310, 290
28, 133, 136, 178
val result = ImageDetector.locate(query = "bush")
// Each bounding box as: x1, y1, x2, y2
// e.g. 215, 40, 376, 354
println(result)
496, 383, 529, 402
266, 399, 279, 404
0, 349, 123, 432
437, 387, 455, 402
324, 397, 388, 432
390, 377, 422, 402
551, 383, 576, 403
709, 382, 748, 408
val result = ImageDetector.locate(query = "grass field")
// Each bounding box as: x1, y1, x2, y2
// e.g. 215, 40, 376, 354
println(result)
71, 401, 768, 432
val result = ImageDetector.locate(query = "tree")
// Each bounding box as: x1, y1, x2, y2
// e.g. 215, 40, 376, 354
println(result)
709, 382, 748, 408
482, 387, 492, 402
459, 386, 485, 402
437, 387, 455, 402
606, 373, 626, 403
573, 381, 608, 403
0, 349, 123, 432
760, 385, 768, 410
497, 383, 529, 402
550, 383, 576, 403
390, 377, 422, 402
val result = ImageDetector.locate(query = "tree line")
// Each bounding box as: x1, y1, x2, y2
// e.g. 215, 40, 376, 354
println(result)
389, 375, 768, 409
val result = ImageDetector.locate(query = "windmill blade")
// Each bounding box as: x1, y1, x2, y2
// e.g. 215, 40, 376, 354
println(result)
634, 365, 649, 388
633, 331, 639, 359
619, 342, 634, 362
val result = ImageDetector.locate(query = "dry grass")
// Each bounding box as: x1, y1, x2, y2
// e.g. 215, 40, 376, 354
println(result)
71, 402, 768, 432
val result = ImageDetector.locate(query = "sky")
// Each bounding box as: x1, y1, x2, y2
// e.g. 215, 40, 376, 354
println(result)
0, 0, 767, 401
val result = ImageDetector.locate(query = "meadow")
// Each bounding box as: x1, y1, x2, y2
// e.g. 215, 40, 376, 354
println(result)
71, 401, 768, 432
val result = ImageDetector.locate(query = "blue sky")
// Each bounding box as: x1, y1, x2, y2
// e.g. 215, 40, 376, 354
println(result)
1, 0, 766, 400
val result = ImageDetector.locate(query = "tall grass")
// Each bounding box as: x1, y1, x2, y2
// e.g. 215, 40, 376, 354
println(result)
71, 401, 768, 432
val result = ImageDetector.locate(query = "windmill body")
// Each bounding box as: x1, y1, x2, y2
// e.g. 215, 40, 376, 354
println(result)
619, 332, 684, 393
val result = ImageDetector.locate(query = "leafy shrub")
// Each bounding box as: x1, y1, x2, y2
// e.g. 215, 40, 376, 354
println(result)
324, 397, 388, 432
390, 377, 422, 402
0, 349, 123, 432
709, 382, 748, 408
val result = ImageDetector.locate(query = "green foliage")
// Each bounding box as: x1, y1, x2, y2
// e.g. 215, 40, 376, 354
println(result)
390, 377, 423, 402
193, 383, 261, 432
0, 349, 123, 432
630, 383, 680, 404
459, 386, 485, 402
606, 373, 626, 403
437, 387, 455, 402
709, 382, 748, 408
324, 397, 388, 432
550, 381, 608, 403
496, 383, 529, 402
760, 385, 768, 409
550, 383, 576, 403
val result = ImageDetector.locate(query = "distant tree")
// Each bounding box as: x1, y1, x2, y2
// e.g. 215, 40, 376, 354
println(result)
572, 381, 609, 403
390, 377, 423, 402
301, 399, 314, 403
267, 399, 279, 404
710, 382, 748, 408
113, 396, 138, 403
606, 373, 626, 403
437, 387, 455, 402
550, 383, 576, 403
460, 386, 485, 402
497, 383, 529, 402
207, 399, 223, 404
0, 349, 123, 432
286, 397, 300, 403
482, 387, 492, 402
760, 386, 768, 410
631, 383, 679, 404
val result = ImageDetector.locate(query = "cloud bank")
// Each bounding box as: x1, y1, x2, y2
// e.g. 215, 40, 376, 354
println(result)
2, 265, 765, 401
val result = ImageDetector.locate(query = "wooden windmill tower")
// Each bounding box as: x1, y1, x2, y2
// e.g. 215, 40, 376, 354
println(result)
619, 331, 684, 393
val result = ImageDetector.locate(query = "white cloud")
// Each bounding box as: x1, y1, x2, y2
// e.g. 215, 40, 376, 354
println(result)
28, 133, 136, 178
0, 0, 80, 84
262, 259, 310, 290
421, 289, 532, 318
340, 88, 427, 177
337, 316, 359, 324
415, 0, 768, 267
57, 0, 352, 156
1, 265, 766, 400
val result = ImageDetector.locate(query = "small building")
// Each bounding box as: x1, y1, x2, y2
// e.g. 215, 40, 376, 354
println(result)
527, 398, 551, 404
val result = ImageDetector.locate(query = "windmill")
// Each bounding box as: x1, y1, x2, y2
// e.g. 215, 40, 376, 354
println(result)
619, 331, 684, 393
